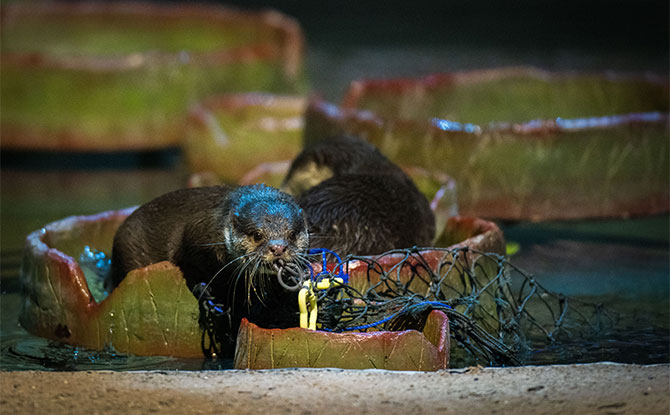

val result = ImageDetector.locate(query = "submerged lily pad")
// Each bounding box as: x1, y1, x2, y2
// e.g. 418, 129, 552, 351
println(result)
1, 3, 305, 151
305, 68, 669, 220
19, 206, 503, 366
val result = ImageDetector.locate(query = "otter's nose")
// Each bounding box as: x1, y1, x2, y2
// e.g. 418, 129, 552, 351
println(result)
269, 241, 287, 257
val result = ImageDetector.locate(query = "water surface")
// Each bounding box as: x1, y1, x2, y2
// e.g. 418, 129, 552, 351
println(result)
1, 167, 667, 370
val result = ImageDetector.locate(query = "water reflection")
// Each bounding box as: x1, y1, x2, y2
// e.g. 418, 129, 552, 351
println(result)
1, 166, 187, 253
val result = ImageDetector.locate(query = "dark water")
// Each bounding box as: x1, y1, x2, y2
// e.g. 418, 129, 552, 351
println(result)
503, 217, 670, 366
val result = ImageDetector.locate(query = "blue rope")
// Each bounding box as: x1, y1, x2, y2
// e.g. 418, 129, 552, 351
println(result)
323, 300, 453, 332
207, 300, 224, 314
307, 248, 349, 284
303, 249, 452, 332
418, 301, 454, 310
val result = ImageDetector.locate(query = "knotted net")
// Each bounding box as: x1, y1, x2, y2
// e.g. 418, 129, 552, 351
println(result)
199, 246, 616, 366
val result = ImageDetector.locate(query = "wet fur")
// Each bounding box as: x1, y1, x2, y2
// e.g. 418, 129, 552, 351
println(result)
107, 184, 309, 355
283, 135, 435, 255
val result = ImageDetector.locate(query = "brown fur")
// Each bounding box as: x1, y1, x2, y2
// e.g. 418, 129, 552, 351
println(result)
107, 184, 309, 356
283, 135, 435, 255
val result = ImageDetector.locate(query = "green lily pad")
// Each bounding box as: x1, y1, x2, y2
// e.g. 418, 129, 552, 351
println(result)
19, 207, 503, 363
342, 67, 668, 124
235, 310, 449, 370
19, 209, 202, 357
184, 93, 307, 183
1, 3, 306, 151
305, 68, 669, 220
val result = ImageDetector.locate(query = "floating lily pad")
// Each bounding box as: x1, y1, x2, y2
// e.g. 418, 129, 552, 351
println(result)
234, 310, 449, 370
1, 3, 305, 151
184, 93, 307, 182
305, 68, 669, 220
342, 67, 668, 124
19, 207, 503, 366
20, 209, 202, 358
233, 216, 504, 370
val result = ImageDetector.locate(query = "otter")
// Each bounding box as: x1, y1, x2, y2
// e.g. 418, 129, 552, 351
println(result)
283, 135, 435, 255
107, 184, 310, 356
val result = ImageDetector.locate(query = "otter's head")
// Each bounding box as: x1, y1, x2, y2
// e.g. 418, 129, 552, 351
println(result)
225, 184, 309, 271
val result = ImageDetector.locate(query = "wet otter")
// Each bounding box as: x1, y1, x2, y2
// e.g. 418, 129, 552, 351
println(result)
107, 184, 309, 356
283, 135, 435, 255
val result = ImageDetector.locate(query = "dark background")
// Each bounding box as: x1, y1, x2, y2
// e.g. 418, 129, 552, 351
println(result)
219, 0, 669, 50
208, 0, 669, 99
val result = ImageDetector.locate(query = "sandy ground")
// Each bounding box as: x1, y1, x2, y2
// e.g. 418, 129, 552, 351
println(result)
1, 363, 668, 414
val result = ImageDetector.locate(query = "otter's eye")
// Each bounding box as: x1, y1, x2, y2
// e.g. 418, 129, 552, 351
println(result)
252, 230, 263, 242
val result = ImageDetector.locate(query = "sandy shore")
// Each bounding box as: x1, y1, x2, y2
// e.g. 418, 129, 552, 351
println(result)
1, 363, 668, 414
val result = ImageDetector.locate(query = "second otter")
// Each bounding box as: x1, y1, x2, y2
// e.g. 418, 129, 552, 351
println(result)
283, 135, 436, 255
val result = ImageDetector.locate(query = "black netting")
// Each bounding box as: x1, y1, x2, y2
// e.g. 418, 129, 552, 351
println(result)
194, 246, 616, 365
79, 242, 617, 365
294, 246, 617, 366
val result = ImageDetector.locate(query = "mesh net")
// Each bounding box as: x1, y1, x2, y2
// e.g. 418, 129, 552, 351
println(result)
80, 240, 617, 365
282, 246, 616, 366
196, 246, 617, 365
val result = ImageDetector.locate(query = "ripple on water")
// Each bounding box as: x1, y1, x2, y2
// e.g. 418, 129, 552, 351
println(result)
0, 292, 232, 371
0, 332, 233, 371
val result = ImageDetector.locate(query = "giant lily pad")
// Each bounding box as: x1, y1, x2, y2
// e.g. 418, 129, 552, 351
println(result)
304, 68, 669, 220
235, 215, 505, 370
20, 208, 202, 357
1, 2, 305, 151
19, 206, 503, 366
234, 310, 449, 370
184, 93, 306, 182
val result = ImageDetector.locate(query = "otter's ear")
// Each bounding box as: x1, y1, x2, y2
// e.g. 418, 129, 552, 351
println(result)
230, 210, 243, 228
230, 210, 255, 234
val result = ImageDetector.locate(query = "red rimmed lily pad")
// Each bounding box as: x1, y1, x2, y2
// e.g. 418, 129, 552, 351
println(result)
305, 68, 669, 221
234, 215, 505, 370
184, 93, 307, 182
1, 2, 305, 151
19, 207, 503, 368
20, 208, 202, 358
235, 310, 449, 370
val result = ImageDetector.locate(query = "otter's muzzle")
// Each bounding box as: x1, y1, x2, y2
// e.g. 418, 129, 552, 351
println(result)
268, 239, 288, 257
